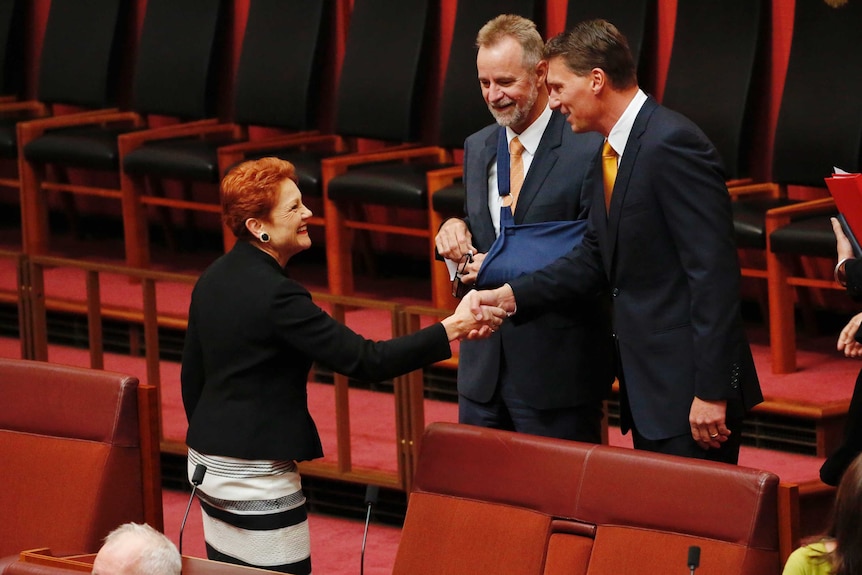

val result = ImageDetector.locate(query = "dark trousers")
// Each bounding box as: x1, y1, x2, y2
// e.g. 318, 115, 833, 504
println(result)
630, 416, 743, 464
459, 382, 604, 443
820, 367, 862, 485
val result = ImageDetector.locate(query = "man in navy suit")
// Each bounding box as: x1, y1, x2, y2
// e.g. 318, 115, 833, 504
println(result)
472, 19, 762, 463
435, 14, 613, 442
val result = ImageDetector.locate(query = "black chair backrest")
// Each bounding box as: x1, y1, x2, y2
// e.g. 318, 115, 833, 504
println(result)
661, 0, 764, 180
132, 0, 226, 120
36, 0, 128, 108
565, 0, 654, 71
0, 0, 24, 97
437, 0, 537, 148
773, 0, 862, 186
334, 0, 432, 142
233, 0, 329, 131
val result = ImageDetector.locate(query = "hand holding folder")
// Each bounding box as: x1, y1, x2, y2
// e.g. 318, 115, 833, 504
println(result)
825, 170, 862, 257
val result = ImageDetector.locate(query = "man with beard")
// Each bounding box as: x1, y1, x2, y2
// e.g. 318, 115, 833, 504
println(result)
471, 20, 762, 463
434, 14, 613, 442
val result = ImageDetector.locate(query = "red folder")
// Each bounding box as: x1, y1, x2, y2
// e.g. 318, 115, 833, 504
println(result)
825, 172, 862, 256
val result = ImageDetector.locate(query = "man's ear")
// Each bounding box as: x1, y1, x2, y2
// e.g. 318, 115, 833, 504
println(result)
590, 67, 606, 94
535, 59, 549, 84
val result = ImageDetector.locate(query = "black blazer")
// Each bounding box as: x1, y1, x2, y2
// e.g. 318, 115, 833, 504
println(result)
510, 97, 762, 438
181, 241, 451, 461
458, 111, 614, 409
820, 258, 862, 485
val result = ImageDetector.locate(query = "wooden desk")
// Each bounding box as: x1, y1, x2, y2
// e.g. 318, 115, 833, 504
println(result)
11, 549, 289, 575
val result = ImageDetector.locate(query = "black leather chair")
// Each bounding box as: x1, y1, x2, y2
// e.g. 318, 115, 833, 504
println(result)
313, 0, 446, 297
119, 0, 333, 269
0, 0, 24, 102
208, 0, 437, 300
655, 0, 769, 317
761, 0, 862, 373
0, 0, 128, 247
17, 0, 226, 265
565, 0, 655, 92
0, 0, 26, 219
210, 0, 436, 297
661, 0, 764, 183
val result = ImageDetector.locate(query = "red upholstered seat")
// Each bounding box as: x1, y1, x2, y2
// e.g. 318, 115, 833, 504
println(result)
0, 358, 161, 558
393, 422, 781, 575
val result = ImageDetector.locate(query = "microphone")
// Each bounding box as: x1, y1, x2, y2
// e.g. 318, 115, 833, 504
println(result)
687, 545, 701, 574
179, 464, 207, 557
360, 485, 379, 575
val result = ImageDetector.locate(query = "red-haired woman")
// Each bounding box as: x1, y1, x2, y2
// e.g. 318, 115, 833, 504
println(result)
181, 157, 504, 574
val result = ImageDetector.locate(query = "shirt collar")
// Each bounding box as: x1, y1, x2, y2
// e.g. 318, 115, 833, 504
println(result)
606, 88, 647, 157
505, 104, 552, 155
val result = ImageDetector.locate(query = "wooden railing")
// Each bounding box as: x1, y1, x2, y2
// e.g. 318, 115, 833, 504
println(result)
3, 250, 456, 492
0, 250, 820, 555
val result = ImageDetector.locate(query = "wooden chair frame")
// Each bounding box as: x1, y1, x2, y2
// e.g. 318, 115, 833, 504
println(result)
320, 144, 452, 296
426, 165, 464, 310
764, 197, 838, 373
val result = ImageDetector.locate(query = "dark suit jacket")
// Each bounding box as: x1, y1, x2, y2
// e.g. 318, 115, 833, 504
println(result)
181, 241, 451, 461
458, 110, 614, 409
821, 258, 862, 484
509, 97, 762, 438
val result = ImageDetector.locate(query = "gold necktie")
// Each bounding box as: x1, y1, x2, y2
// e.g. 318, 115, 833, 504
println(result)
602, 140, 618, 212
507, 137, 525, 210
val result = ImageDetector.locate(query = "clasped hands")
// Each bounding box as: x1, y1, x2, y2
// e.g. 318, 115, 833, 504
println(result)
451, 285, 516, 340
437, 219, 517, 341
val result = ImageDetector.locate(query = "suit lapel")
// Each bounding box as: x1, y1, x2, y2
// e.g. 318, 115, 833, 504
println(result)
604, 97, 658, 268
512, 112, 564, 223
472, 128, 500, 246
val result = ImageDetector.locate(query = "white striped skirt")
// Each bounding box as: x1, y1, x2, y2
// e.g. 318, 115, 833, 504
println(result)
187, 448, 312, 574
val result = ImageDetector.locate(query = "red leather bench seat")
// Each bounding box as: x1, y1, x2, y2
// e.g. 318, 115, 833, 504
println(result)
0, 359, 145, 557
393, 422, 780, 575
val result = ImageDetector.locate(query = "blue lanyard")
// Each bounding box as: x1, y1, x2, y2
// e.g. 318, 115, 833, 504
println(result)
496, 127, 515, 227
496, 126, 510, 199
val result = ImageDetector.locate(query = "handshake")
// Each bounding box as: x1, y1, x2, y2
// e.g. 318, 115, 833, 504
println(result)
441, 285, 517, 342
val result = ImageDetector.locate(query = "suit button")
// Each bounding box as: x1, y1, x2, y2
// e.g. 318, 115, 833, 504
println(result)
612, 288, 620, 297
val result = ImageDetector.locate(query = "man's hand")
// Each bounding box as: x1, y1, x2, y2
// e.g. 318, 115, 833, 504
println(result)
466, 284, 517, 339
831, 217, 855, 262
451, 290, 506, 340
456, 252, 486, 285
689, 397, 729, 450
838, 312, 862, 358
436, 218, 475, 261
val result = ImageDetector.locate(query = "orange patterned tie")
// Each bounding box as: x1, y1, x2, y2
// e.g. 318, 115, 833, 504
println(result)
602, 140, 618, 212
507, 137, 525, 210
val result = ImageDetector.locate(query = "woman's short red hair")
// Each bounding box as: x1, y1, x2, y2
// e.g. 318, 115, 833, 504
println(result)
221, 157, 298, 241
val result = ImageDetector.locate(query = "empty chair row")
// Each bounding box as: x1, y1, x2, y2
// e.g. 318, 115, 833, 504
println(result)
3, 0, 658, 303
6, 0, 858, 382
